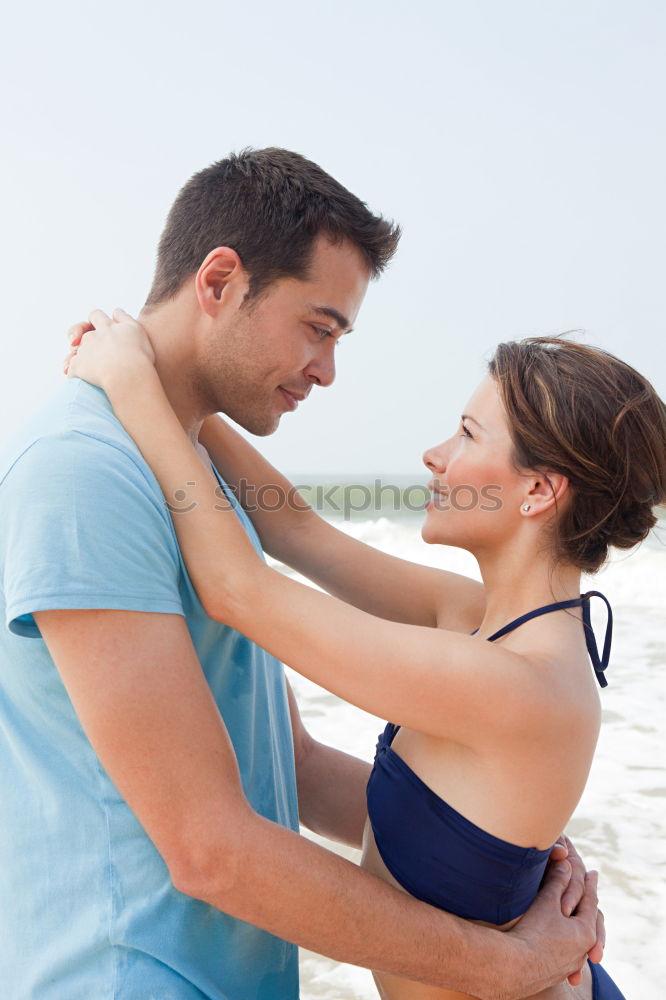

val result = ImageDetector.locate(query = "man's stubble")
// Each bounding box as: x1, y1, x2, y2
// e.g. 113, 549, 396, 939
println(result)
193, 309, 282, 437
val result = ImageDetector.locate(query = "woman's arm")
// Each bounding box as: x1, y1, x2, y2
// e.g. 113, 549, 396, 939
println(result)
66, 314, 484, 631
120, 378, 542, 746
66, 314, 543, 749
201, 415, 485, 632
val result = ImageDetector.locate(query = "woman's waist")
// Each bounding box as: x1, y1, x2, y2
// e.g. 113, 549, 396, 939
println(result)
366, 746, 554, 924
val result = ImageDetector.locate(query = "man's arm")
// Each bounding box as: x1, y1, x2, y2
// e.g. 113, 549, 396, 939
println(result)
286, 679, 370, 848
35, 607, 597, 1000
287, 679, 605, 982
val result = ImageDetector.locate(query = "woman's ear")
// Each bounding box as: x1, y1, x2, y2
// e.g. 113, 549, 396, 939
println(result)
523, 470, 570, 514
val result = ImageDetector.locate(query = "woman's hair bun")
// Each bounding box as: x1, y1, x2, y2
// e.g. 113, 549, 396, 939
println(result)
489, 337, 666, 574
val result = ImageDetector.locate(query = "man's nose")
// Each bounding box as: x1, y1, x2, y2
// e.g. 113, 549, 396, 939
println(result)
305, 345, 336, 388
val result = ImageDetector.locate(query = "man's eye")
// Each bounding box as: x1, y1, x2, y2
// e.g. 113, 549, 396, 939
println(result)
313, 326, 331, 339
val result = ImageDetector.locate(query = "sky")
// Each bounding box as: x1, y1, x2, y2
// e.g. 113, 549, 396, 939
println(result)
1, 0, 664, 475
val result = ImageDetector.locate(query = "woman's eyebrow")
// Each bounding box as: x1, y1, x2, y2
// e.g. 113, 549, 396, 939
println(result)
461, 414, 485, 430
307, 304, 353, 333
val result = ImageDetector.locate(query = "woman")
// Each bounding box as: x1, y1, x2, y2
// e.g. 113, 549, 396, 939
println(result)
64, 313, 666, 1000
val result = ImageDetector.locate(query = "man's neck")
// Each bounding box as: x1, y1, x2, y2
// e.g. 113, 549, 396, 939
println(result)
138, 299, 207, 444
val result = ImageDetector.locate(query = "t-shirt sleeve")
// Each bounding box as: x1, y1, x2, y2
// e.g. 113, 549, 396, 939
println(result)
1, 430, 185, 637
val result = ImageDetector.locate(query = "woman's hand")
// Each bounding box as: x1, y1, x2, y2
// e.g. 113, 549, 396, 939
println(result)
63, 309, 156, 392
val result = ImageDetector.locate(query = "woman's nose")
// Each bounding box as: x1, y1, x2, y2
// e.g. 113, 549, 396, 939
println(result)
422, 443, 447, 472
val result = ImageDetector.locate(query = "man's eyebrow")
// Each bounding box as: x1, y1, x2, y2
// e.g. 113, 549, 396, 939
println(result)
461, 413, 485, 430
307, 304, 353, 333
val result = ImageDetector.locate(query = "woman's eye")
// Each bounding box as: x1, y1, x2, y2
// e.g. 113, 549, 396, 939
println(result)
460, 423, 473, 439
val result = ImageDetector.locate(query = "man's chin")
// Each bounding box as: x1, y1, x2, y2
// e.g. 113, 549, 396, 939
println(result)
233, 411, 282, 437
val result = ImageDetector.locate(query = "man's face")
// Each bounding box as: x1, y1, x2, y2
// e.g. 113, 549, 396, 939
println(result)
197, 235, 370, 435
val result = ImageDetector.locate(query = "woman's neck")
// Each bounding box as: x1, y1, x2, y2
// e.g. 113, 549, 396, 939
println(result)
474, 543, 582, 638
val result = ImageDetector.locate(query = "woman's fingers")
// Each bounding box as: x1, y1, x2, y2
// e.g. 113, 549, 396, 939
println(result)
67, 321, 94, 347
63, 343, 80, 372
64, 310, 121, 378
62, 308, 155, 380
112, 307, 134, 322
88, 308, 112, 329
68, 309, 136, 351
67, 308, 120, 349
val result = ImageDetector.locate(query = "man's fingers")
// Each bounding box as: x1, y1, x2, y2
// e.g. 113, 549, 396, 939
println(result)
88, 309, 112, 329
575, 870, 599, 923
560, 841, 586, 917
541, 859, 572, 897
561, 889, 577, 917
588, 909, 605, 964
549, 841, 568, 863
567, 967, 583, 987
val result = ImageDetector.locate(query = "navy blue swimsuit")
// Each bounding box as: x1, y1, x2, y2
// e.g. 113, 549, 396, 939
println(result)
367, 591, 627, 999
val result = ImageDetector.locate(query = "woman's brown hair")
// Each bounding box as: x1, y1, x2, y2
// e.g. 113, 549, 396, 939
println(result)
489, 337, 666, 573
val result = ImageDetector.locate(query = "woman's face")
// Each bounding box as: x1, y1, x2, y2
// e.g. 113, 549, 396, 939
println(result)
421, 375, 527, 551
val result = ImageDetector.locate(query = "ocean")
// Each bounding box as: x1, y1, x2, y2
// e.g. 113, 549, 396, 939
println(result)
275, 489, 666, 1000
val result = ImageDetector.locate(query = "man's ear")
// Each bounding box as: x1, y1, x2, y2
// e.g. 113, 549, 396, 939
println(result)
524, 470, 569, 514
195, 247, 249, 317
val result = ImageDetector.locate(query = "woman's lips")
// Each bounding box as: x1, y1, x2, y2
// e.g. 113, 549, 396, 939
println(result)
425, 483, 449, 509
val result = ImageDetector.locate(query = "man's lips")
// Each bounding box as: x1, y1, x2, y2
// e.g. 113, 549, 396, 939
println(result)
279, 387, 308, 411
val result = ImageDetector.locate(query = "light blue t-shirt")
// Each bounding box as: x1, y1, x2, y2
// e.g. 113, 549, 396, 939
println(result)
0, 379, 300, 1000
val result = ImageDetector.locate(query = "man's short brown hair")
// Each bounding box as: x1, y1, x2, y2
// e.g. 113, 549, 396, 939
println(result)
145, 147, 400, 307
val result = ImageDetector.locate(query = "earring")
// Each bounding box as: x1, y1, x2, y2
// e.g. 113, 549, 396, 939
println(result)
521, 504, 531, 512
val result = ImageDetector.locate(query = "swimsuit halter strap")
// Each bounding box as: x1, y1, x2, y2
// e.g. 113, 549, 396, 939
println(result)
580, 590, 613, 689
484, 591, 613, 689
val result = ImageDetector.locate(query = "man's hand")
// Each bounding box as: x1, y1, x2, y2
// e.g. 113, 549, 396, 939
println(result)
28, 609, 591, 999
549, 834, 605, 974
508, 857, 599, 994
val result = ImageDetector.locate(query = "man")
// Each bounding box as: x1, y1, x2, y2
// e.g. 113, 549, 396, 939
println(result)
0, 148, 600, 999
